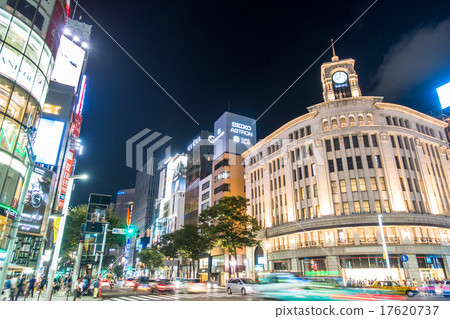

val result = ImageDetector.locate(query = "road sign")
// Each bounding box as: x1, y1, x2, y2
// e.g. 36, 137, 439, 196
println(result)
112, 228, 127, 235
400, 255, 409, 262
403, 262, 410, 269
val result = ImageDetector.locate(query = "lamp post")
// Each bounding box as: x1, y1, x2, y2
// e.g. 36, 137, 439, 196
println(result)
45, 174, 88, 300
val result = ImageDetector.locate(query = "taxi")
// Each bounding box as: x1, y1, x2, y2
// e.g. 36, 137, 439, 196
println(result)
366, 280, 418, 297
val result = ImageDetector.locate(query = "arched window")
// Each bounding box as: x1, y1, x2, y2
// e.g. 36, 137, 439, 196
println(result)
405, 120, 410, 129
367, 114, 373, 125
349, 115, 356, 126
323, 120, 329, 131
358, 115, 364, 125
331, 118, 338, 129
340, 116, 347, 127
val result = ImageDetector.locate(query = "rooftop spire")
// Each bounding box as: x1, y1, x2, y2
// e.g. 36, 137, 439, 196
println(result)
331, 39, 339, 62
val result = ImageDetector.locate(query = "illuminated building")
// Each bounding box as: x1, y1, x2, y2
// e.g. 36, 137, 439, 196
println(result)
243, 52, 450, 285
208, 112, 256, 285
0, 1, 69, 272
116, 188, 135, 222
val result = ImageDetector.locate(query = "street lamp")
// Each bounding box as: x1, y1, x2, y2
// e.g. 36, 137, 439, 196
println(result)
45, 174, 88, 300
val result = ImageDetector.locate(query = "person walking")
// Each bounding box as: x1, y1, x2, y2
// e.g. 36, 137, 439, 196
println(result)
93, 278, 100, 298
10, 274, 18, 301
74, 278, 83, 301
2, 275, 12, 301
26, 275, 36, 298
39, 276, 47, 294
15, 275, 26, 300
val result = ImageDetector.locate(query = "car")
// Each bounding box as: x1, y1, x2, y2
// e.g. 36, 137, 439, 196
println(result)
441, 280, 450, 297
205, 280, 218, 289
226, 278, 257, 295
181, 278, 207, 293
170, 277, 184, 290
124, 278, 136, 288
366, 280, 418, 297
134, 277, 157, 292
100, 279, 111, 288
155, 279, 176, 293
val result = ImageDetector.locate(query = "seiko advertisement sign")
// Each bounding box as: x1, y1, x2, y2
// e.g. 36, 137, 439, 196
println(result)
213, 112, 256, 159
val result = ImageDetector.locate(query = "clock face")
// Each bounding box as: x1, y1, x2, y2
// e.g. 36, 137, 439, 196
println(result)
332, 71, 348, 84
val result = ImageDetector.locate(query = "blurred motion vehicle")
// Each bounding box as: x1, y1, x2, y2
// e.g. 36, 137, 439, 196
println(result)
181, 278, 207, 293
170, 277, 184, 290
365, 280, 418, 297
226, 278, 257, 295
205, 280, 218, 289
441, 280, 450, 297
100, 279, 110, 288
134, 277, 158, 292
155, 279, 176, 293
124, 278, 136, 288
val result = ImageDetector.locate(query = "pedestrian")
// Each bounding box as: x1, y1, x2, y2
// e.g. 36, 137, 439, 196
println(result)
15, 274, 26, 300
2, 275, 12, 301
10, 274, 18, 301
27, 275, 36, 298
82, 276, 89, 294
93, 278, 100, 298
74, 278, 83, 301
39, 276, 47, 293
413, 278, 417, 287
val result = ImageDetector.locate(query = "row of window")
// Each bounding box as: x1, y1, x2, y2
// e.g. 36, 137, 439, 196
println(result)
331, 177, 386, 194
328, 155, 382, 173
325, 134, 378, 152
323, 113, 373, 131
214, 183, 230, 194
288, 125, 311, 141
386, 115, 445, 140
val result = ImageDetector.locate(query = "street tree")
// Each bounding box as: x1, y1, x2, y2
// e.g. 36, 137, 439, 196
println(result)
138, 247, 165, 277
60, 204, 127, 268
199, 196, 260, 276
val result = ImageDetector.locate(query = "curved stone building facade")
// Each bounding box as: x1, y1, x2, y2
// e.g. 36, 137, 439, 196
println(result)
243, 54, 450, 285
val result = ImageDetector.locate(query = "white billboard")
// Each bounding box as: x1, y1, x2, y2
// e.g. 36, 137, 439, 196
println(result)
33, 118, 65, 165
437, 82, 450, 110
51, 35, 86, 89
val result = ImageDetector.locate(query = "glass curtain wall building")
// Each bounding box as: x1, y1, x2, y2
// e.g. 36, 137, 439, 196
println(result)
0, 1, 64, 254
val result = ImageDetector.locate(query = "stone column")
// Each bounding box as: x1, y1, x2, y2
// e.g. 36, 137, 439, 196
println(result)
291, 258, 300, 273
326, 255, 341, 275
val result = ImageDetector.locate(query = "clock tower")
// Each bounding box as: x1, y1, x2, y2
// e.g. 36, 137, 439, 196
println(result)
321, 42, 362, 102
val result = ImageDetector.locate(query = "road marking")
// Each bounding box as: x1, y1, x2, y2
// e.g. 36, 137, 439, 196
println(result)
110, 297, 123, 301
139, 295, 166, 300
132, 296, 150, 301
118, 297, 136, 301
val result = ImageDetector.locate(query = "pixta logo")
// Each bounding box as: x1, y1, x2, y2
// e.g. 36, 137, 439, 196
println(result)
126, 129, 171, 175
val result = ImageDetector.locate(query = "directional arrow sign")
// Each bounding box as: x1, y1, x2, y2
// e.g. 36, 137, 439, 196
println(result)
112, 228, 127, 235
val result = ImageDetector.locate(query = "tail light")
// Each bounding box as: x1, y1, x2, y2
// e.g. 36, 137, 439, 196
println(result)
169, 284, 176, 289
157, 284, 165, 288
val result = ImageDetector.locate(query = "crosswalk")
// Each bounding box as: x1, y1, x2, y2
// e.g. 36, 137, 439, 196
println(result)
106, 292, 235, 301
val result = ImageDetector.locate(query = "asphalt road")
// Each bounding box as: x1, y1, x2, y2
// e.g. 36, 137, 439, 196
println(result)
101, 286, 449, 302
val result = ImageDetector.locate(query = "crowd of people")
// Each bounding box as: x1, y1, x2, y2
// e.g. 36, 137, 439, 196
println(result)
1, 274, 46, 301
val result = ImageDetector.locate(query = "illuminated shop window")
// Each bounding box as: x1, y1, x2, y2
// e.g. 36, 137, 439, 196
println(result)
0, 44, 23, 82
8, 85, 28, 122
0, 117, 19, 154
0, 168, 20, 207
22, 97, 39, 127
6, 17, 30, 53
0, 78, 13, 113
0, 9, 12, 41
25, 30, 44, 65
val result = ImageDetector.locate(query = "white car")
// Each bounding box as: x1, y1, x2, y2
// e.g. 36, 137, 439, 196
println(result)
441, 280, 450, 298
226, 278, 257, 295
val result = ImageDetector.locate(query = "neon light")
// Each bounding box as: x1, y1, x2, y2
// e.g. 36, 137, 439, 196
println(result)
76, 75, 87, 114
65, 1, 70, 21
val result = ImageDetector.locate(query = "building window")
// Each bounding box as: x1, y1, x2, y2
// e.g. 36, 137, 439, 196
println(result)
323, 120, 329, 131
399, 178, 405, 191
391, 135, 396, 148
375, 155, 382, 168
362, 201, 370, 212
331, 181, 338, 194
409, 158, 415, 170
374, 200, 381, 212
349, 116, 356, 126
354, 201, 361, 213
306, 126, 311, 135
344, 136, 351, 149
358, 115, 364, 125
331, 118, 338, 129
350, 178, 357, 192
370, 177, 378, 191
304, 166, 309, 178
300, 187, 305, 200
202, 181, 210, 190
359, 178, 367, 191
386, 116, 392, 125
363, 134, 370, 147
352, 135, 359, 148
311, 163, 316, 176
397, 136, 403, 148
306, 185, 311, 199
298, 167, 303, 180
395, 156, 401, 169
340, 180, 347, 193
371, 134, 378, 147
325, 139, 332, 152
328, 159, 335, 173
313, 184, 318, 197
334, 203, 341, 215
214, 183, 230, 194
343, 202, 350, 215
380, 177, 386, 191
336, 158, 343, 171
201, 192, 210, 201
340, 117, 347, 127
355, 156, 363, 169
347, 157, 354, 170
384, 200, 391, 213
333, 137, 340, 151
366, 155, 374, 169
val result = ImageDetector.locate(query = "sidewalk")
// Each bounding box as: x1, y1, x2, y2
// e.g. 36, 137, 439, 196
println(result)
4, 289, 103, 301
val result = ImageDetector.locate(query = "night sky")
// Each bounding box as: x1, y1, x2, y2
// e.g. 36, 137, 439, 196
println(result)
70, 0, 450, 206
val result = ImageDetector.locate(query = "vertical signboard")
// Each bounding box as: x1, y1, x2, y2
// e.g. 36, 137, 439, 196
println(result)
57, 148, 75, 211
19, 166, 54, 235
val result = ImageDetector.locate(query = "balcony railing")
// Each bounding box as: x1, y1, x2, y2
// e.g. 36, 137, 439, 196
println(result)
359, 238, 378, 245
337, 238, 355, 246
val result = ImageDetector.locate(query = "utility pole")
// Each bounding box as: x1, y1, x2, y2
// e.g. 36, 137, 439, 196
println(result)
97, 223, 109, 277
72, 238, 84, 293
0, 156, 35, 296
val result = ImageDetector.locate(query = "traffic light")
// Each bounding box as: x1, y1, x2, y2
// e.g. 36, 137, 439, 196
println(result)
135, 229, 140, 239
127, 227, 134, 235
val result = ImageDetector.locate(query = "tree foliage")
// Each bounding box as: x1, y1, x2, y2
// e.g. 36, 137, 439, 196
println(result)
198, 196, 260, 272
60, 204, 127, 268
138, 247, 165, 274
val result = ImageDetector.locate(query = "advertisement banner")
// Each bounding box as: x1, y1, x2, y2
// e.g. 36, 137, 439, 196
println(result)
57, 149, 75, 211
19, 166, 54, 235
45, 0, 65, 56
34, 118, 65, 165
53, 217, 61, 244
70, 113, 82, 139
51, 36, 86, 89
